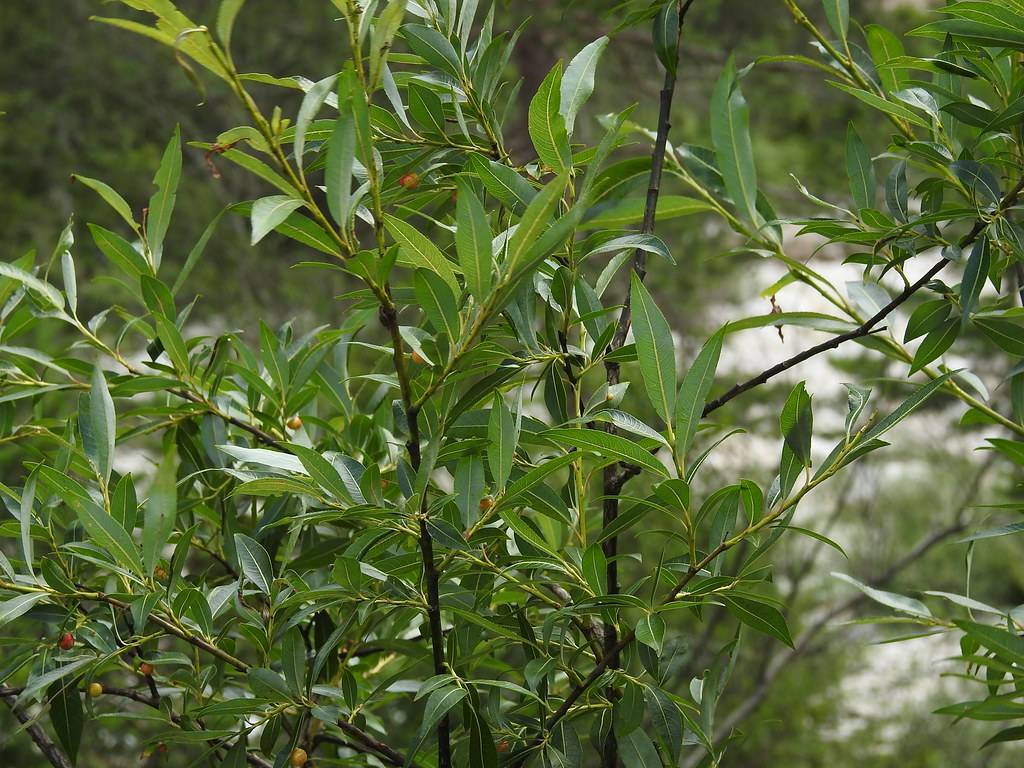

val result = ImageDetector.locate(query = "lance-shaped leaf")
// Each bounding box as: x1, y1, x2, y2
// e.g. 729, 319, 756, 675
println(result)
251, 195, 305, 245
959, 235, 989, 325
383, 214, 460, 293
454, 179, 492, 301
560, 36, 608, 136
49, 679, 83, 765
77, 499, 144, 576
630, 273, 677, 424
488, 396, 515, 492
143, 448, 177, 576
414, 269, 461, 343
722, 594, 794, 647
80, 366, 115, 485
405, 686, 468, 767
711, 57, 763, 229
822, 0, 849, 43
505, 172, 568, 273
541, 428, 668, 477
529, 62, 571, 172
325, 110, 356, 228
675, 328, 724, 461
369, 0, 408, 89
403, 23, 462, 78
845, 123, 875, 211
294, 74, 337, 168
146, 125, 181, 269
234, 533, 275, 594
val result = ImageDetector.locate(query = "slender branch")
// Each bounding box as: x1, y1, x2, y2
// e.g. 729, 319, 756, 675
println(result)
595, 5, 695, 764
703, 176, 1024, 418
2, 691, 74, 768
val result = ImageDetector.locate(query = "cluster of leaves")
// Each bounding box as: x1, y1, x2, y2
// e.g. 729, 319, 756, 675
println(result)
0, 1, 1022, 767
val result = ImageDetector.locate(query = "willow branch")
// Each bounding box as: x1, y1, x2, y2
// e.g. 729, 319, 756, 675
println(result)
703, 175, 1024, 418
1, 691, 74, 768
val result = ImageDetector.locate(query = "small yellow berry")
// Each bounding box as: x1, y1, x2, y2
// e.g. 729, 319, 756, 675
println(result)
289, 748, 308, 767
88, 682, 104, 698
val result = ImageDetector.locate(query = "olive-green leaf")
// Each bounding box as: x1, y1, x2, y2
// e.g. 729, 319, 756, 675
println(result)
711, 56, 763, 229
675, 328, 724, 461
630, 273, 676, 423
143, 449, 177, 576
529, 62, 571, 172
81, 366, 116, 484
146, 125, 181, 269
560, 36, 608, 136
414, 269, 461, 343
403, 24, 461, 77
506, 173, 568, 274
234, 533, 275, 594
541, 428, 668, 477
383, 214, 461, 294
454, 179, 492, 301
845, 123, 875, 211
251, 195, 305, 245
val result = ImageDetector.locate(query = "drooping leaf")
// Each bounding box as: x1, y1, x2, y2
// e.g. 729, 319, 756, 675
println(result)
559, 36, 608, 136
234, 533, 275, 594
251, 195, 305, 245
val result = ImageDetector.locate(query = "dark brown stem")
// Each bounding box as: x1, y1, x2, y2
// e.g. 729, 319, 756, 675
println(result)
2, 691, 74, 768
703, 175, 1024, 418
594, 3, 694, 765
378, 295, 450, 767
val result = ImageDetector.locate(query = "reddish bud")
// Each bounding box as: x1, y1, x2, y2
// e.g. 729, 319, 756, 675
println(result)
398, 172, 420, 190
58, 632, 75, 651
139, 662, 155, 677
286, 415, 303, 430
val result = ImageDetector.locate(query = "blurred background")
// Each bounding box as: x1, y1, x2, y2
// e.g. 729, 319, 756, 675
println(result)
3, 1, 1023, 766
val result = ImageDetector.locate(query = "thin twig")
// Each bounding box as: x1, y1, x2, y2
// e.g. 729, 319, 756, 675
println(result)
2, 691, 74, 768
703, 176, 1024, 417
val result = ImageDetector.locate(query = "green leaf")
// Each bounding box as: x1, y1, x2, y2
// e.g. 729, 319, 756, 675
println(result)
414, 269, 461, 344
584, 195, 712, 229
584, 234, 673, 264
383, 214, 460, 294
721, 595, 794, 647
910, 317, 958, 373
955, 620, 1024, 664
146, 125, 181, 269
49, 679, 84, 765
541, 428, 668, 477
216, 0, 246, 52
406, 687, 468, 766
465, 155, 536, 214
630, 273, 676, 423
0, 592, 49, 628
294, 74, 337, 169
76, 499, 144, 576
974, 316, 1024, 357
87, 224, 150, 279
653, 2, 680, 75
488, 396, 515, 492
865, 24, 906, 93
0, 261, 64, 311
832, 572, 931, 617
636, 612, 666, 654
234, 533, 275, 594
72, 175, 139, 230
845, 123, 875, 211
644, 685, 683, 765
172, 208, 225, 295
864, 373, 951, 440
153, 314, 190, 375
822, 0, 849, 42
403, 24, 462, 77
143, 448, 178, 576
288, 444, 353, 503
959, 235, 990, 324
454, 180, 493, 301
505, 173, 568, 274
619, 727, 661, 768
251, 195, 305, 245
904, 299, 951, 342
529, 63, 571, 172
369, 0, 408, 89
711, 56, 762, 228
81, 366, 116, 485
325, 110, 356, 228
560, 36, 608, 136
675, 328, 724, 460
